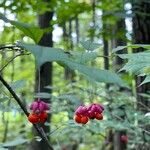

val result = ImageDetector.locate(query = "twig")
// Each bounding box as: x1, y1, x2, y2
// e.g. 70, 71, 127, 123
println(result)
0, 75, 54, 150
0, 45, 21, 51
0, 53, 30, 72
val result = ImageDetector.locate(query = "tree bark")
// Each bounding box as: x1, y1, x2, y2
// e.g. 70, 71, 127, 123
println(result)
132, 2, 150, 149
29, 0, 53, 150
132, 1, 150, 112
113, 16, 127, 150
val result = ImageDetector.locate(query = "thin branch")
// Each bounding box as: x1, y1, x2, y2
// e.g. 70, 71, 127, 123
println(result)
0, 75, 54, 150
0, 45, 21, 51
0, 53, 30, 72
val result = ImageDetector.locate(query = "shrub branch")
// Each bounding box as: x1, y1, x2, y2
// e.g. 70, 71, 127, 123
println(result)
0, 75, 53, 150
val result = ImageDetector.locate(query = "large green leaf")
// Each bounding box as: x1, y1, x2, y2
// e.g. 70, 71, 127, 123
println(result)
17, 42, 70, 68
118, 52, 150, 74
118, 51, 150, 60
70, 51, 98, 64
17, 42, 126, 86
65, 60, 126, 86
119, 60, 150, 74
81, 40, 100, 51
0, 13, 44, 43
118, 51, 150, 85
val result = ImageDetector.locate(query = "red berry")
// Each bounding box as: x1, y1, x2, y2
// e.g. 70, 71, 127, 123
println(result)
88, 111, 95, 119
28, 113, 39, 124
81, 116, 89, 124
39, 112, 48, 123
121, 135, 128, 143
74, 115, 82, 123
95, 113, 103, 120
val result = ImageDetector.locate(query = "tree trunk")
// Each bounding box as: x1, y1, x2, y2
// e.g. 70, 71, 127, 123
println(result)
132, 1, 150, 112
113, 17, 127, 150
75, 16, 79, 44
132, 2, 150, 149
29, 0, 53, 150
64, 19, 75, 81
103, 6, 127, 149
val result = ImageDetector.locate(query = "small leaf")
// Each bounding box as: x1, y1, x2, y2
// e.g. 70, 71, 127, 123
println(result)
11, 21, 44, 43
34, 136, 42, 142
71, 51, 98, 64
2, 138, 28, 147
0, 147, 8, 150
10, 80, 26, 90
140, 75, 150, 86
112, 46, 127, 52
113, 44, 150, 53
81, 40, 100, 51
35, 92, 51, 99
0, 13, 44, 43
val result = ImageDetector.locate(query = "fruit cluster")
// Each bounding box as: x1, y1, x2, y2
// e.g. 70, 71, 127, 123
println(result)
74, 103, 104, 124
28, 99, 49, 124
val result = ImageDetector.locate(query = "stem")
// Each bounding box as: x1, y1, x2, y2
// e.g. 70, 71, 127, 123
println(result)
0, 53, 30, 72
0, 75, 54, 150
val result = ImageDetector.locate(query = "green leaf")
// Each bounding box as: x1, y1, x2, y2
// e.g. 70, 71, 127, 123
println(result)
11, 21, 44, 43
0, 147, 8, 150
17, 42, 69, 68
81, 40, 100, 51
118, 52, 150, 74
35, 92, 51, 99
113, 44, 150, 53
0, 13, 44, 43
140, 75, 150, 86
18, 42, 126, 86
10, 80, 26, 90
66, 60, 127, 86
118, 52, 150, 60
2, 138, 28, 147
119, 61, 150, 74
0, 96, 9, 102
112, 46, 127, 52
70, 51, 98, 64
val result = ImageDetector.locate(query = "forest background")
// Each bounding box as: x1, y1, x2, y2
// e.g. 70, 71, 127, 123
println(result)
0, 0, 150, 150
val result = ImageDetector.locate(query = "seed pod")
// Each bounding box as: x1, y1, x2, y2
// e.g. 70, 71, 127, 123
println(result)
80, 116, 89, 124
28, 113, 39, 124
95, 113, 103, 120
39, 111, 48, 123
74, 115, 82, 123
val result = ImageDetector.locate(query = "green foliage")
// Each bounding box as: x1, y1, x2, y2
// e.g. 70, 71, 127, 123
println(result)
114, 44, 150, 85
113, 44, 150, 52
17, 42, 126, 86
81, 40, 100, 51
70, 51, 98, 64
56, 1, 90, 24
2, 138, 28, 147
10, 80, 26, 91
0, 13, 44, 43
